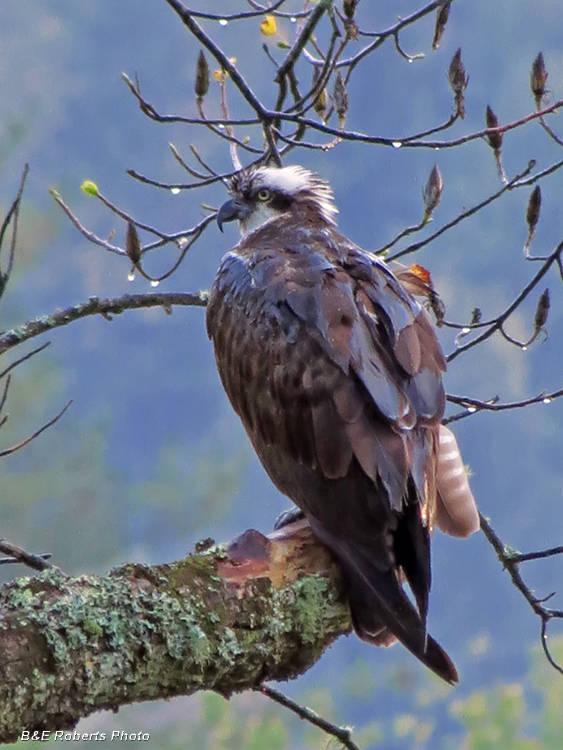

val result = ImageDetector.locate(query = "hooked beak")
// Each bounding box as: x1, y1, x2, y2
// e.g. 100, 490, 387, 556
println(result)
216, 198, 251, 233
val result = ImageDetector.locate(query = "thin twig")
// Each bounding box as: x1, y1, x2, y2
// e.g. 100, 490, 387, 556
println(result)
122, 73, 260, 126
272, 99, 563, 149
259, 684, 361, 750
163, 0, 269, 119
52, 186, 217, 256
188, 145, 219, 176
276, 0, 330, 81
446, 387, 563, 416
132, 216, 215, 284
50, 188, 125, 255
0, 552, 52, 566
511, 546, 563, 564
218, 76, 242, 171
0, 164, 29, 298
479, 513, 563, 675
0, 375, 10, 416
0, 342, 51, 381
447, 238, 563, 362
186, 0, 303, 22
0, 541, 54, 571
0, 400, 73, 458
169, 143, 209, 180
388, 161, 537, 261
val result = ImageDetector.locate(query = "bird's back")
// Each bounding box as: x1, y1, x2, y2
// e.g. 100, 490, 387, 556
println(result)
207, 215, 458, 684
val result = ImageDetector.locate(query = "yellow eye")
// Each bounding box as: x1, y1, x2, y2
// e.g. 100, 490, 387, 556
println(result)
257, 188, 271, 201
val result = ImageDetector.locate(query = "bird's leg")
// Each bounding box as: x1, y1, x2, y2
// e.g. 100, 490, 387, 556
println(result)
273, 506, 306, 531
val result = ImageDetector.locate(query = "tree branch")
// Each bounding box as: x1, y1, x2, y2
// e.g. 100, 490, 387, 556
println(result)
0, 521, 349, 744
0, 292, 209, 356
479, 513, 563, 675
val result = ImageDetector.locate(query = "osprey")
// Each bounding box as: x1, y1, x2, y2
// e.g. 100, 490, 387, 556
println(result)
206, 165, 479, 684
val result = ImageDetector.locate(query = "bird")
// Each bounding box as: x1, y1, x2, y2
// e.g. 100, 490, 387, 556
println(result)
206, 164, 479, 684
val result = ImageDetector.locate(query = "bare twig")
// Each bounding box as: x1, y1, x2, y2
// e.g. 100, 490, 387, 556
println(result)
259, 684, 361, 750
479, 513, 563, 675
186, 1, 304, 22
388, 161, 537, 261
169, 143, 209, 180
0, 375, 10, 417
51, 186, 217, 259
447, 238, 563, 362
0, 342, 51, 381
273, 99, 563, 150
511, 546, 563, 564
0, 541, 54, 572
276, 1, 331, 82
0, 164, 29, 299
163, 0, 269, 119
0, 399, 73, 458
446, 386, 563, 419
50, 187, 125, 256
122, 72, 260, 127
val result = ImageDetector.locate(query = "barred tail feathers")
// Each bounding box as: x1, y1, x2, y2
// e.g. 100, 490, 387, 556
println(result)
435, 426, 479, 538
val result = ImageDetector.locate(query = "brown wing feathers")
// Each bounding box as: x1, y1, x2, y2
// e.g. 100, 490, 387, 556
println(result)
207, 217, 464, 684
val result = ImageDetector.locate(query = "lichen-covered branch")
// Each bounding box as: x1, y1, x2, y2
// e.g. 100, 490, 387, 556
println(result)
0, 521, 350, 744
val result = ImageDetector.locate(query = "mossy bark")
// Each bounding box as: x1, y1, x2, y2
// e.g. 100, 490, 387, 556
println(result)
0, 521, 350, 743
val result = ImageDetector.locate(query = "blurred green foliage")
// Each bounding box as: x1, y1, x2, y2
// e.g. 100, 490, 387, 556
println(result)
0, 355, 242, 574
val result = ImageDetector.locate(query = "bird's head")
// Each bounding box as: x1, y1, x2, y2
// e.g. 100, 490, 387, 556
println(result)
217, 165, 338, 236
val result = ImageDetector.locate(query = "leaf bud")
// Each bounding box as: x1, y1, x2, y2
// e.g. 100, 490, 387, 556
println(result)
526, 185, 542, 233
311, 67, 327, 119
81, 180, 99, 197
534, 288, 550, 331
125, 222, 142, 265
448, 49, 468, 119
470, 308, 482, 325
333, 72, 349, 127
432, 1, 451, 50
422, 165, 443, 219
194, 50, 210, 101
485, 106, 502, 153
342, 0, 359, 20
530, 52, 548, 109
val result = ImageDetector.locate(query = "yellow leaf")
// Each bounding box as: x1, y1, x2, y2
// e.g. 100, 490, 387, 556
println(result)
261, 15, 277, 36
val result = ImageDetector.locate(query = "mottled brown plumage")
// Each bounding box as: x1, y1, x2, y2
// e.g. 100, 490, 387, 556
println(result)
207, 165, 474, 684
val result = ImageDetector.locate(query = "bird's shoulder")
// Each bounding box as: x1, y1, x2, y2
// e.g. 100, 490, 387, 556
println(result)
208, 222, 445, 425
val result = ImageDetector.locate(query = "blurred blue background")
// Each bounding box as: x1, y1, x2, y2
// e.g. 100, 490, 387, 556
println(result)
1, 2, 563, 747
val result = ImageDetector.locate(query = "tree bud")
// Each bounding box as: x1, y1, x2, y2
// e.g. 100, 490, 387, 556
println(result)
195, 50, 210, 101
423, 165, 443, 219
126, 222, 142, 265
530, 52, 548, 109
534, 288, 550, 331
448, 49, 468, 119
